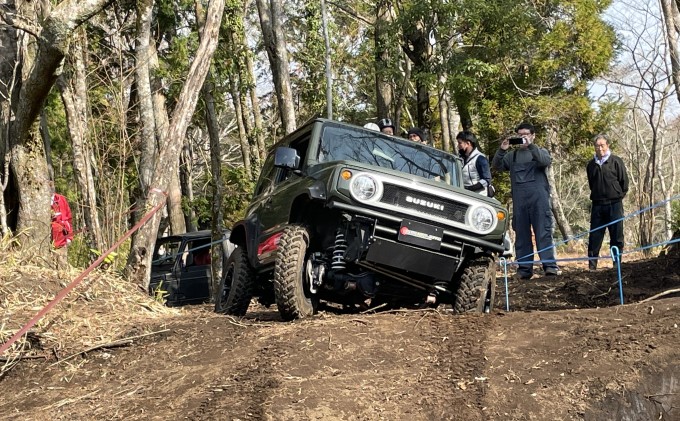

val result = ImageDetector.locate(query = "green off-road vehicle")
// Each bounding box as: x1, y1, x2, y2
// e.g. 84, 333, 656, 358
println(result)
216, 119, 508, 320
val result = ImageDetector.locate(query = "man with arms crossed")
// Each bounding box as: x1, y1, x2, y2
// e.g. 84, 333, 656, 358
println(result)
586, 134, 629, 270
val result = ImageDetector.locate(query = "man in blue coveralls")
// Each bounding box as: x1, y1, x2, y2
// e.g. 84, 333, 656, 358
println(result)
492, 123, 561, 279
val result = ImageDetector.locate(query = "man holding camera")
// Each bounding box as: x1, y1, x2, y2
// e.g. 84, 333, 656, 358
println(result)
586, 134, 628, 270
492, 123, 561, 279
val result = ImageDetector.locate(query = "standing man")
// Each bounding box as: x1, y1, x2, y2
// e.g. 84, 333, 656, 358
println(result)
456, 130, 492, 197
586, 134, 629, 270
492, 123, 560, 278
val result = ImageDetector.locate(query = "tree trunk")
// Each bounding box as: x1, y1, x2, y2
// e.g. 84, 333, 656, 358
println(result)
126, 0, 226, 289
393, 56, 412, 135
146, 31, 186, 236
374, 0, 394, 120
448, 101, 460, 151
169, 170, 188, 233
197, 0, 224, 296
245, 51, 266, 162
2, 0, 110, 257
256, 0, 297, 134
437, 83, 451, 152
545, 127, 574, 243
179, 145, 196, 231
40, 109, 54, 179
203, 79, 224, 297
402, 20, 433, 129
56, 33, 103, 251
320, 0, 333, 119
229, 74, 253, 180
135, 0, 157, 194
660, 0, 680, 104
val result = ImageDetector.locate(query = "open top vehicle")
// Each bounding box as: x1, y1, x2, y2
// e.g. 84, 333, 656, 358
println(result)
216, 119, 508, 320
150, 229, 233, 306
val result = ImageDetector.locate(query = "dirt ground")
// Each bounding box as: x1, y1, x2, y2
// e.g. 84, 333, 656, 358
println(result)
1, 251, 679, 421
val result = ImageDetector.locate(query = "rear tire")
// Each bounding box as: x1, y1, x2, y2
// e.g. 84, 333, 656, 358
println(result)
452, 256, 496, 313
273, 225, 317, 321
215, 247, 254, 316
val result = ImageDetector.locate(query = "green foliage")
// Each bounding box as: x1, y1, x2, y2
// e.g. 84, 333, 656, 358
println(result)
221, 166, 254, 226
672, 201, 680, 234
151, 280, 169, 304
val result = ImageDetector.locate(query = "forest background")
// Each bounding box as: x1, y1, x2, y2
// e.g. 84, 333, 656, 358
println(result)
0, 0, 679, 291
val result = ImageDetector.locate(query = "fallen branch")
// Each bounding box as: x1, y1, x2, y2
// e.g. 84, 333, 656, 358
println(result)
51, 329, 170, 366
638, 289, 680, 304
359, 302, 387, 314
0, 354, 46, 363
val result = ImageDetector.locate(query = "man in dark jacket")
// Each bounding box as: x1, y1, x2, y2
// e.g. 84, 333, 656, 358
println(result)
586, 134, 629, 270
492, 123, 560, 279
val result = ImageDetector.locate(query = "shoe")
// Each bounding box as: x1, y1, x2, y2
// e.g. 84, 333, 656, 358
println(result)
545, 267, 562, 276
513, 273, 534, 280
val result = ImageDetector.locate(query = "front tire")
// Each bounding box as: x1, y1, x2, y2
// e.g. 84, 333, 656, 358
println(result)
452, 256, 496, 313
215, 247, 254, 316
273, 225, 317, 321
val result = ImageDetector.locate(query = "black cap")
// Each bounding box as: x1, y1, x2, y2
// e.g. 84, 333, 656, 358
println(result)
407, 127, 426, 141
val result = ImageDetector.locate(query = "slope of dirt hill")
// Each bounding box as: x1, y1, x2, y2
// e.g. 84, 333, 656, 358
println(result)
0, 254, 678, 420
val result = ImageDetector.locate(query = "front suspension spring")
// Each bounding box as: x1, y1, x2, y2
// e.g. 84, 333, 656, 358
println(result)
331, 231, 347, 270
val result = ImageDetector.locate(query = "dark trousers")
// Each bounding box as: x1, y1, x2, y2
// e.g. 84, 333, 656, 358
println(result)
587, 201, 624, 269
513, 186, 558, 277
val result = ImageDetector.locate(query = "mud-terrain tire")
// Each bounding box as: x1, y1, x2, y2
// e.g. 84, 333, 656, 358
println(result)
215, 247, 254, 316
274, 225, 317, 321
452, 256, 496, 313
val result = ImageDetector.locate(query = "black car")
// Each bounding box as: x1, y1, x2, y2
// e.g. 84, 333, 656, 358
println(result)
150, 229, 233, 306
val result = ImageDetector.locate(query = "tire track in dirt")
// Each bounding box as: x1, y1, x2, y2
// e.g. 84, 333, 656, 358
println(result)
187, 310, 496, 421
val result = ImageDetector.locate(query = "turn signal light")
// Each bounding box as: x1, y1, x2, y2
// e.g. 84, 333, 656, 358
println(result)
341, 170, 352, 180
497, 211, 506, 221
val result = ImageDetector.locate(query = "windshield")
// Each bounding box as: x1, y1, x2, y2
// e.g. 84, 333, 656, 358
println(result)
318, 124, 458, 184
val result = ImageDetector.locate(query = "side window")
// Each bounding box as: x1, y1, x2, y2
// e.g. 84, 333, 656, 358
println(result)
253, 154, 277, 197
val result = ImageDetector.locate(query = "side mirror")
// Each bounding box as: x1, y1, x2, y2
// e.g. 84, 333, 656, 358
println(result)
274, 147, 300, 170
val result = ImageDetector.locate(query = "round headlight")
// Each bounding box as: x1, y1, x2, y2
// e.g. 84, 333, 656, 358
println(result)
470, 207, 495, 232
350, 175, 378, 201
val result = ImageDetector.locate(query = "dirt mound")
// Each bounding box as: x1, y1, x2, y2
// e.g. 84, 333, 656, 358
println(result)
0, 262, 177, 367
0, 254, 678, 420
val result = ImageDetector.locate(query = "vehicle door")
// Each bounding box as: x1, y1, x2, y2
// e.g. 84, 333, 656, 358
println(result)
177, 237, 212, 304
149, 237, 182, 303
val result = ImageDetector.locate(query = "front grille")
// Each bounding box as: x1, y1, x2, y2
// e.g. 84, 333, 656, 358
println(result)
380, 183, 468, 223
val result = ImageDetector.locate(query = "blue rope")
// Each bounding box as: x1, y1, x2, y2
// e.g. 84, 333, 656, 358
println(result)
511, 193, 680, 265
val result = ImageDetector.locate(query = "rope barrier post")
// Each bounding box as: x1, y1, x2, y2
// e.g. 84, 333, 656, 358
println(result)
610, 245, 623, 305
500, 257, 509, 311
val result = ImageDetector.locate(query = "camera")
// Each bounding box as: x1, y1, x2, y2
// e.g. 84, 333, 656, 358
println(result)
508, 137, 525, 145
